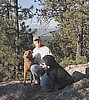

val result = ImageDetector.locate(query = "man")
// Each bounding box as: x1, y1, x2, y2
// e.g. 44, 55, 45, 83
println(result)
30, 36, 53, 88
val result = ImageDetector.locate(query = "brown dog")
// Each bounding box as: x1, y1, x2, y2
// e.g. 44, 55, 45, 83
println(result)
23, 50, 34, 84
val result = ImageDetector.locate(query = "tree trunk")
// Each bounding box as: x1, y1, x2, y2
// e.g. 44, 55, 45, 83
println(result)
14, 0, 19, 80
76, 20, 83, 58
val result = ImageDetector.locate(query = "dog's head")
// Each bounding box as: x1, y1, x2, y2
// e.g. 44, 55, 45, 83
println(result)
23, 50, 33, 60
42, 55, 55, 68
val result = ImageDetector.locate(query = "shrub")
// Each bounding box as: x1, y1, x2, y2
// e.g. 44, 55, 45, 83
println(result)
59, 57, 74, 68
59, 56, 87, 68
75, 56, 87, 64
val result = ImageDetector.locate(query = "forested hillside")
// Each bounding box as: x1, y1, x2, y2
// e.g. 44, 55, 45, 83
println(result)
0, 0, 89, 82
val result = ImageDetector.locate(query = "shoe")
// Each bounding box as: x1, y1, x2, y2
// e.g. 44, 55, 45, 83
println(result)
31, 82, 39, 86
31, 81, 40, 86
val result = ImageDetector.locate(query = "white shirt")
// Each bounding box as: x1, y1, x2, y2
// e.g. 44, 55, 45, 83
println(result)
33, 46, 52, 66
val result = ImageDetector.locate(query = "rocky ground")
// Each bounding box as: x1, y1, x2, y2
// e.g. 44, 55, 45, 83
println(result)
0, 63, 89, 100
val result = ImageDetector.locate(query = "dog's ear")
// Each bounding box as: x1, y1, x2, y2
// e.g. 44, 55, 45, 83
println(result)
28, 50, 33, 53
24, 51, 28, 56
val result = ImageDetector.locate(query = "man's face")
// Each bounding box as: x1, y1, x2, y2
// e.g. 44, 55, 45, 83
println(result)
33, 40, 41, 48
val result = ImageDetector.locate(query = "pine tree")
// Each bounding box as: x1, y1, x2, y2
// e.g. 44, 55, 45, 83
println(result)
35, 0, 89, 62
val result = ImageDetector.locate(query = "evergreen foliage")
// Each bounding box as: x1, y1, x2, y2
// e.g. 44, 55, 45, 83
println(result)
35, 0, 89, 64
0, 0, 89, 81
0, 0, 34, 82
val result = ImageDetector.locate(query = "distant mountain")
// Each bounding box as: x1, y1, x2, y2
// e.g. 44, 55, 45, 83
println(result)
32, 27, 58, 36
41, 36, 53, 45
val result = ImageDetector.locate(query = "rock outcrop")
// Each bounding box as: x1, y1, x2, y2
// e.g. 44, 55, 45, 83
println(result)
0, 63, 89, 100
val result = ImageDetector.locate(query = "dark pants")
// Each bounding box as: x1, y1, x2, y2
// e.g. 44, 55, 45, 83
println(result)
30, 64, 53, 90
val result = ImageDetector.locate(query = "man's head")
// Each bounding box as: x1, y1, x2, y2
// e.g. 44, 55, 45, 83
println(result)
33, 36, 40, 41
33, 36, 41, 48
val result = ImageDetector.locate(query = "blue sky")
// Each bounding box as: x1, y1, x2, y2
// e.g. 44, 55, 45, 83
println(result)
19, 0, 58, 36
19, 1, 41, 27
19, 0, 36, 8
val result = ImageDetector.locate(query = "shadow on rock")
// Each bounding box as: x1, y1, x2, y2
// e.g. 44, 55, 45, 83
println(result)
72, 71, 86, 82
0, 81, 41, 100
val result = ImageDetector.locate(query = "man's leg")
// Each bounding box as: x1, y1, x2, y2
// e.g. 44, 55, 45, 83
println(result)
40, 73, 54, 91
30, 64, 45, 85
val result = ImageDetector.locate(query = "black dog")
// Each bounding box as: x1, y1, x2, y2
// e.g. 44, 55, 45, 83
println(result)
43, 55, 74, 90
